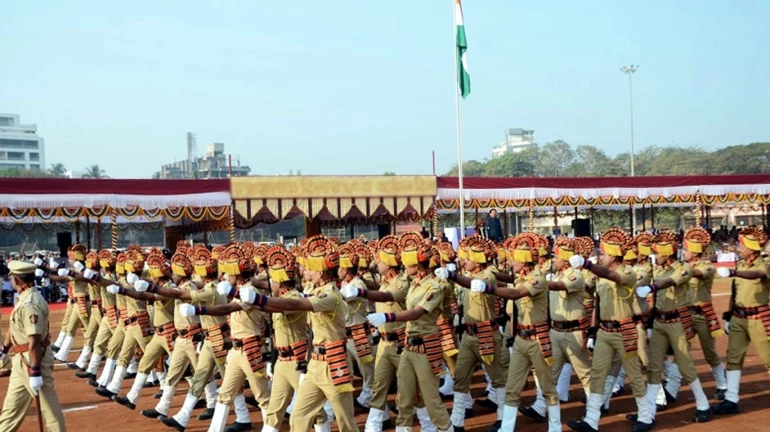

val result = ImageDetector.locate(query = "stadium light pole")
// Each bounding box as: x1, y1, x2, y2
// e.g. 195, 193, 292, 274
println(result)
621, 65, 639, 231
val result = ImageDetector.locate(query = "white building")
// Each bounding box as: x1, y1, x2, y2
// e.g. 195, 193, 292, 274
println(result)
0, 113, 45, 171
492, 128, 535, 158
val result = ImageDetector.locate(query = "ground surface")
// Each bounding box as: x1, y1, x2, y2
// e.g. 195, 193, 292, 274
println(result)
2, 278, 769, 431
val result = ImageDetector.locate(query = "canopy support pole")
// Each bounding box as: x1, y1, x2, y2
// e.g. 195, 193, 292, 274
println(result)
642, 204, 646, 231
111, 208, 118, 250
86, 214, 91, 251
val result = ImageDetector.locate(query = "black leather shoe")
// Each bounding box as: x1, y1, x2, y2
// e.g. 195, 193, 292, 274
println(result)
694, 408, 712, 423
714, 389, 726, 401
518, 405, 546, 422
656, 404, 667, 412
440, 392, 454, 401
95, 387, 117, 399
194, 399, 207, 410
225, 422, 252, 432
664, 387, 676, 404
52, 345, 61, 353
454, 428, 465, 432
475, 398, 498, 411
244, 395, 259, 408
465, 408, 474, 419
631, 421, 655, 432
567, 419, 598, 432
75, 371, 95, 379
87, 379, 100, 388
354, 399, 369, 412
389, 404, 398, 415
112, 395, 136, 410
144, 380, 160, 388
713, 400, 739, 415
141, 408, 165, 419
198, 408, 215, 420
67, 363, 83, 371
612, 386, 624, 398
160, 416, 186, 431
625, 414, 656, 424
487, 420, 502, 432
382, 419, 393, 429
125, 372, 137, 380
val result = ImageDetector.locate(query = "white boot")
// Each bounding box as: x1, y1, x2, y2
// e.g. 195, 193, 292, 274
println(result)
323, 400, 335, 421
147, 370, 158, 386
494, 388, 507, 421
636, 394, 653, 425
712, 363, 727, 392
364, 407, 385, 432
500, 404, 518, 432
530, 383, 547, 418
106, 365, 127, 394
75, 345, 93, 369
690, 379, 710, 411
484, 371, 495, 404
126, 372, 148, 403
664, 358, 682, 399
85, 353, 103, 375
286, 389, 297, 415
233, 393, 251, 425
647, 383, 660, 420
438, 426, 454, 432
357, 381, 373, 408
725, 370, 741, 403
155, 385, 176, 416
583, 393, 604, 430
261, 426, 279, 432
547, 404, 561, 432
557, 363, 573, 402
97, 358, 116, 386
655, 383, 667, 409
54, 335, 74, 362
601, 375, 615, 411
450, 392, 470, 427
207, 403, 230, 432
127, 356, 138, 374
156, 370, 167, 392
172, 393, 200, 427
439, 371, 455, 396
416, 406, 437, 432
613, 366, 626, 394
54, 331, 66, 348
314, 419, 332, 432
204, 379, 219, 408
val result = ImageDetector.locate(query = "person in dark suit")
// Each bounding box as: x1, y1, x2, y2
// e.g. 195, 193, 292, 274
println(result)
486, 209, 503, 242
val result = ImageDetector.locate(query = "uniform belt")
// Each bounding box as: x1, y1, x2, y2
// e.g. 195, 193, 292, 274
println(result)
203, 324, 230, 337
381, 332, 401, 342
516, 325, 538, 339
345, 323, 371, 337
600, 320, 623, 332
632, 313, 650, 324
312, 346, 327, 355
551, 320, 581, 332
11, 335, 51, 354
655, 309, 681, 322
734, 305, 764, 319
688, 305, 704, 315
233, 336, 260, 349
406, 336, 424, 346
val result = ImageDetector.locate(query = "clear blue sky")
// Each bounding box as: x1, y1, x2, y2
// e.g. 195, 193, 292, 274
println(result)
1, 1, 768, 178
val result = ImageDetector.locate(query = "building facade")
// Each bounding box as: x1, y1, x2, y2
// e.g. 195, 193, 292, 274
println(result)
0, 113, 45, 171
155, 142, 250, 179
492, 128, 535, 158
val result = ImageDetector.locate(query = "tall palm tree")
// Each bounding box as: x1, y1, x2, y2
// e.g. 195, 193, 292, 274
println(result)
81, 164, 109, 179
48, 163, 67, 177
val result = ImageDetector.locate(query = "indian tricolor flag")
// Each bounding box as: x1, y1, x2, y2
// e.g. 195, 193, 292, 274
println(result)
455, 0, 470, 98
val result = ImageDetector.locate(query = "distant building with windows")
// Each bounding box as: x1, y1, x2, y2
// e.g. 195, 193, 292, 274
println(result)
492, 128, 535, 158
155, 142, 251, 179
0, 113, 45, 171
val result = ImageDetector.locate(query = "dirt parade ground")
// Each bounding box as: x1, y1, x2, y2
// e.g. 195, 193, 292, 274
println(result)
2, 279, 770, 432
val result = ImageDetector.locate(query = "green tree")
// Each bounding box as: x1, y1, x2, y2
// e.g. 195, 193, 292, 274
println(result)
383, 171, 396, 176
0, 167, 50, 178
536, 140, 574, 177
484, 150, 536, 177
48, 163, 67, 177
708, 142, 770, 174
82, 165, 109, 179
444, 160, 486, 177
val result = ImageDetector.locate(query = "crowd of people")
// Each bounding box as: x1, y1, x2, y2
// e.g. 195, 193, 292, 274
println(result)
1, 225, 769, 432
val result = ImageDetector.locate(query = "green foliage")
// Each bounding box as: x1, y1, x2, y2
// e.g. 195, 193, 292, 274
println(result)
82, 164, 109, 179
0, 167, 52, 178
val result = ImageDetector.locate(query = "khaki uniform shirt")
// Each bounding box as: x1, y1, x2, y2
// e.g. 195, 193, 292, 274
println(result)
464, 267, 498, 325
735, 257, 770, 308
273, 290, 308, 348
654, 261, 693, 311
101, 272, 117, 308
550, 267, 586, 322
343, 277, 369, 327
10, 288, 50, 355
689, 260, 716, 305
73, 279, 89, 297
596, 263, 637, 321
173, 280, 200, 330
405, 274, 443, 337
632, 264, 652, 315
373, 272, 409, 334
307, 282, 348, 345
231, 283, 264, 339
190, 281, 228, 329
439, 278, 457, 321
88, 282, 102, 302
515, 269, 548, 326
119, 277, 147, 316
151, 282, 175, 327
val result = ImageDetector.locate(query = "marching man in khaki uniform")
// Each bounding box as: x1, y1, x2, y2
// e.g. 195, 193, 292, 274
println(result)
53, 244, 91, 364
0, 260, 66, 432
567, 228, 653, 432
714, 229, 770, 415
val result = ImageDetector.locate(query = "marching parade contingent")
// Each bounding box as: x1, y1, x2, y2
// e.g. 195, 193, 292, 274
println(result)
2, 225, 770, 432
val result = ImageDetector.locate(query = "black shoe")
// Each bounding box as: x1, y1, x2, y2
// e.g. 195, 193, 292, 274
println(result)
664, 387, 676, 404
95, 387, 117, 399
75, 371, 95, 379
454, 428, 465, 432
601, 406, 610, 415
714, 389, 727, 401
567, 419, 598, 432
713, 400, 739, 415
382, 419, 393, 429
612, 386, 624, 398
87, 379, 100, 388
154, 390, 163, 399
225, 422, 252, 432
67, 362, 83, 371
284, 412, 290, 420
518, 405, 546, 423
475, 398, 498, 411
144, 380, 160, 388
160, 416, 186, 431
631, 422, 655, 432
465, 408, 474, 419
487, 420, 502, 432
694, 408, 712, 423
141, 409, 165, 419
440, 392, 454, 401
354, 399, 369, 412
656, 404, 668, 412
52, 345, 61, 353
579, 396, 587, 405
198, 408, 215, 420
244, 395, 259, 408
626, 414, 652, 423
389, 404, 398, 415
194, 399, 207, 410
125, 372, 137, 380
112, 395, 136, 410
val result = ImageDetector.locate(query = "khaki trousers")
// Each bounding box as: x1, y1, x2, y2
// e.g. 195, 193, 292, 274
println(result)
590, 330, 646, 398
370, 341, 401, 410
105, 324, 127, 360
692, 314, 722, 368
648, 320, 698, 384
550, 330, 592, 391
93, 317, 114, 357
59, 301, 73, 336
84, 307, 102, 347
346, 337, 374, 392
289, 359, 359, 432
189, 339, 226, 398
217, 347, 270, 407
65, 296, 90, 337
454, 331, 507, 392
505, 337, 558, 407
165, 337, 198, 387
396, 349, 451, 430
265, 360, 328, 429
118, 324, 150, 367
137, 334, 172, 374
637, 323, 649, 367
726, 316, 770, 370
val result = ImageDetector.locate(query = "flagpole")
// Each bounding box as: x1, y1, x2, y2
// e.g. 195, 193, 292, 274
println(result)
454, 1, 466, 239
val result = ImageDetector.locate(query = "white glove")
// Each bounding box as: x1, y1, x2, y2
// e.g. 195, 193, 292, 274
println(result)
724, 321, 731, 334
646, 329, 653, 340
33, 257, 43, 266
446, 263, 457, 273
636, 285, 652, 298
178, 304, 196, 317
434, 268, 449, 280
73, 261, 85, 272
266, 362, 273, 378
588, 256, 598, 265
717, 267, 731, 278
48, 259, 59, 270
35, 269, 45, 278
299, 373, 306, 385
650, 254, 657, 266
57, 269, 70, 277
107, 285, 120, 294
29, 376, 43, 396
470, 279, 488, 293
453, 314, 461, 327
569, 255, 585, 268
545, 273, 555, 282
239, 286, 257, 304
83, 269, 95, 280
587, 337, 595, 351
216, 281, 232, 296
134, 280, 150, 292
340, 285, 360, 299
196, 342, 203, 354
367, 313, 387, 327
126, 273, 139, 284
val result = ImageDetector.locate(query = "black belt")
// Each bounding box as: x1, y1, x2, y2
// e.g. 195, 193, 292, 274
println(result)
381, 332, 401, 342
312, 346, 326, 355
233, 337, 259, 349
517, 328, 537, 338
734, 306, 763, 319
600, 320, 622, 331
407, 336, 424, 346
689, 305, 704, 315
656, 310, 680, 321
551, 320, 581, 332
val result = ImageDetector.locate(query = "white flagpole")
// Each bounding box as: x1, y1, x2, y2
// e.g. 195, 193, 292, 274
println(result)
454, 1, 466, 239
